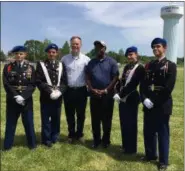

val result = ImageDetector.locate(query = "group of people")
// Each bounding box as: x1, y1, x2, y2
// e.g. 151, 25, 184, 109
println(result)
2, 36, 176, 171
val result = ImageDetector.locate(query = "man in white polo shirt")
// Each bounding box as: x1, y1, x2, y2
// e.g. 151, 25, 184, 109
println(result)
61, 36, 90, 144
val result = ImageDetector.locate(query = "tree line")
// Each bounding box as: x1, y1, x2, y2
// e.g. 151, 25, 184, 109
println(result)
0, 39, 184, 65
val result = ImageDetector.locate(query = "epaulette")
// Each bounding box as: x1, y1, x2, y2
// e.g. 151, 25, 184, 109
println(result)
11, 60, 17, 66
8, 58, 16, 64
24, 60, 29, 64
166, 59, 175, 65
145, 60, 156, 70
149, 60, 156, 64
138, 63, 144, 67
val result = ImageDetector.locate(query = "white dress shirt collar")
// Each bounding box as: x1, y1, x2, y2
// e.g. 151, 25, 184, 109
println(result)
71, 52, 81, 60
16, 60, 24, 67
158, 55, 166, 62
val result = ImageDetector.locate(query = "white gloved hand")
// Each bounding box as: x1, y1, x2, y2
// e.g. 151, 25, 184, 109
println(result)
143, 98, 154, 109
113, 94, 121, 103
50, 91, 57, 100
55, 90, 62, 98
14, 95, 25, 106
50, 90, 62, 100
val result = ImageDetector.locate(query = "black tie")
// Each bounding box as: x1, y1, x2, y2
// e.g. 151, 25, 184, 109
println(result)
17, 62, 21, 68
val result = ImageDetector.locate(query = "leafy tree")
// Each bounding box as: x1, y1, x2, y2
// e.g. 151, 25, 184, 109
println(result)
24, 40, 43, 61
60, 41, 70, 57
86, 49, 96, 59
40, 39, 52, 61
0, 50, 6, 61
118, 48, 124, 56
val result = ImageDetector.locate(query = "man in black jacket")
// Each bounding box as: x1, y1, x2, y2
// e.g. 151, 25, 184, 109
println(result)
36, 43, 67, 147
3, 45, 36, 150
140, 38, 177, 171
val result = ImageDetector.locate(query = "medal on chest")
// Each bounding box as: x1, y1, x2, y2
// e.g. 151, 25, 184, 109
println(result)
26, 66, 32, 79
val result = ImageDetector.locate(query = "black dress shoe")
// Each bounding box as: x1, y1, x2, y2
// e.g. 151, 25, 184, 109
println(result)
119, 146, 124, 151
102, 143, 110, 148
92, 143, 100, 149
123, 151, 136, 155
158, 163, 168, 171
29, 145, 37, 150
52, 137, 62, 144
77, 137, 85, 144
3, 147, 11, 151
141, 156, 157, 162
43, 142, 52, 148
68, 138, 75, 144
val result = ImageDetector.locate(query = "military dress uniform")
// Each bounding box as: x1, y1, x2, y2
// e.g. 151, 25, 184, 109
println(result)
36, 51, 67, 147
140, 56, 177, 167
115, 60, 145, 154
3, 47, 36, 150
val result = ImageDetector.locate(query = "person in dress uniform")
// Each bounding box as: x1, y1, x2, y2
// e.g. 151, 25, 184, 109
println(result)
3, 45, 36, 150
140, 38, 177, 171
86, 40, 119, 148
36, 43, 67, 148
113, 46, 145, 154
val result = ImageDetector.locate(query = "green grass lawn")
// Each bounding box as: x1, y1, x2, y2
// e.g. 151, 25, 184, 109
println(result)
0, 66, 184, 171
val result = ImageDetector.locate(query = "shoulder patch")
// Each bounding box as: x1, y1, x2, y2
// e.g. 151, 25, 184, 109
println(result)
7, 64, 12, 73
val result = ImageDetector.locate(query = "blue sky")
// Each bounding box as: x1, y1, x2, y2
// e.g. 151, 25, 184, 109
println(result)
1, 2, 184, 57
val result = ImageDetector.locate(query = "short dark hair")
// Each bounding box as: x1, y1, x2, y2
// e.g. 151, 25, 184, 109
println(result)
70, 36, 82, 42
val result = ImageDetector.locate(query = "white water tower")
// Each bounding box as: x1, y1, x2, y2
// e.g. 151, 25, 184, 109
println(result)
160, 4, 183, 63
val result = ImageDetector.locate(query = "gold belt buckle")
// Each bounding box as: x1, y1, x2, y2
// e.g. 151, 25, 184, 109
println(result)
18, 85, 22, 90
151, 84, 155, 91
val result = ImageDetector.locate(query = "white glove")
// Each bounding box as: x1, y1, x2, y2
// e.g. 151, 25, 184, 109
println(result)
113, 94, 121, 103
14, 95, 25, 106
55, 90, 62, 98
50, 90, 62, 100
50, 91, 57, 100
143, 98, 154, 109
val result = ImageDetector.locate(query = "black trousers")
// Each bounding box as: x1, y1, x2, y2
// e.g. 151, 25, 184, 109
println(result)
90, 96, 114, 145
40, 101, 62, 144
119, 101, 139, 153
64, 86, 87, 139
144, 109, 170, 165
4, 102, 36, 149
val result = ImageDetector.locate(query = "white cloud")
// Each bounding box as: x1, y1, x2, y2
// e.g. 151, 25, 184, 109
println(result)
67, 2, 165, 27
45, 26, 65, 38
67, 1, 184, 57
41, 17, 95, 41
120, 27, 163, 45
